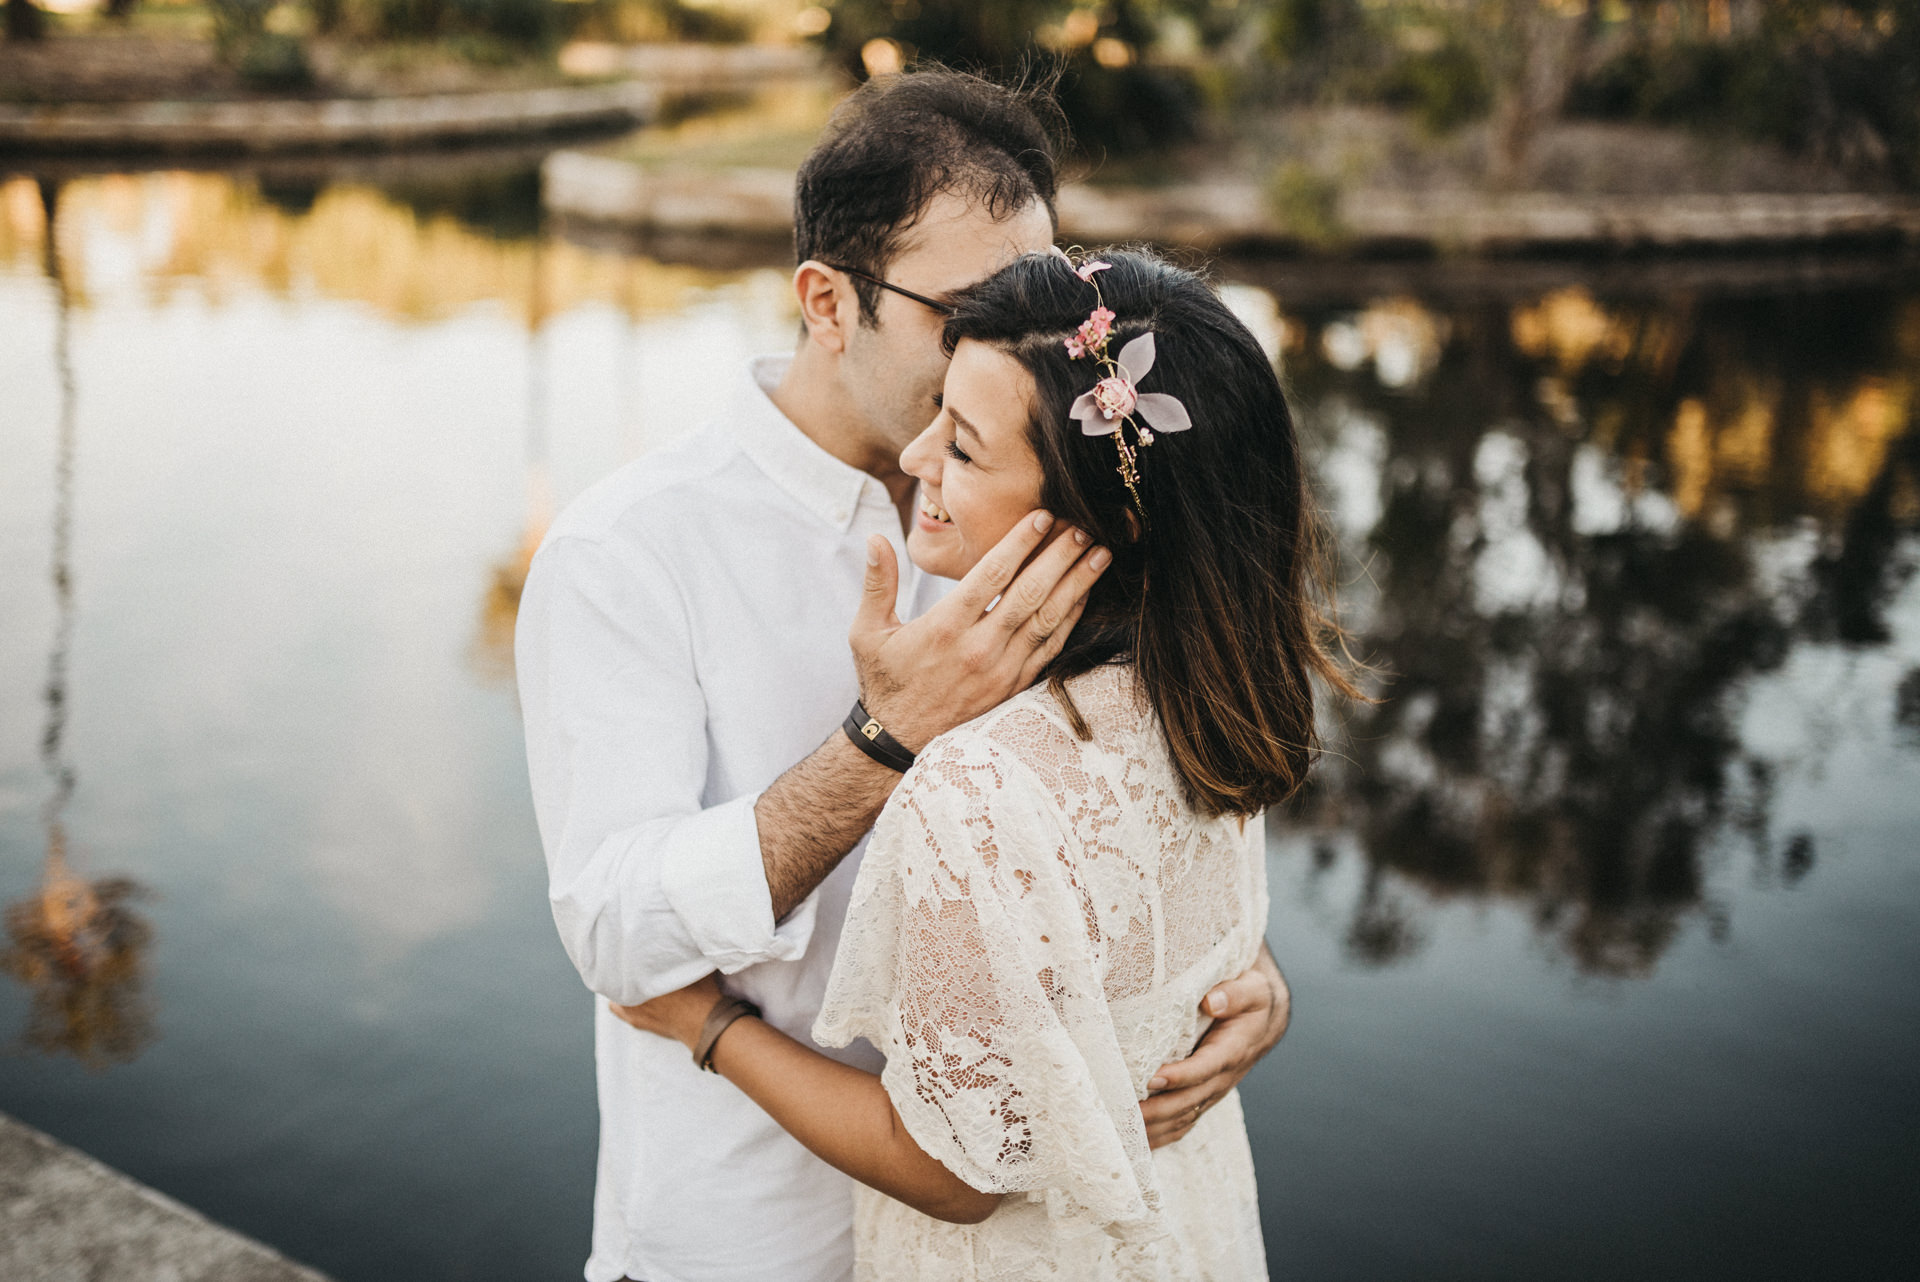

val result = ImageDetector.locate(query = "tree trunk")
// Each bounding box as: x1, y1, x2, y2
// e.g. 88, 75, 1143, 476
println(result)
1486, 1, 1592, 187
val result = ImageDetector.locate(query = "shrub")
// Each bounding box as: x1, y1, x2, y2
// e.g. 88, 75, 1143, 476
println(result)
1567, 5, 1920, 187
814, 0, 1205, 157
237, 32, 315, 90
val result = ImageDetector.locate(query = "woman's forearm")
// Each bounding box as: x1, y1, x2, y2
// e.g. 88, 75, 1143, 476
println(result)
707, 1017, 1002, 1225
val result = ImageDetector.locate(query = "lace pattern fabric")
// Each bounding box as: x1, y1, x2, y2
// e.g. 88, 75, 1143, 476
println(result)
815, 666, 1270, 1280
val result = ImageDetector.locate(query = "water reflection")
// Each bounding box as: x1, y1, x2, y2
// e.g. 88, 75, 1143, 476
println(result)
1283, 280, 1918, 976
5, 163, 1912, 991
0, 169, 747, 326
1, 179, 156, 1068
471, 235, 556, 685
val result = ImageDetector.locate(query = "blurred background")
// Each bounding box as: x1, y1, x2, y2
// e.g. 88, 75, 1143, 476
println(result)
3, 3, 1919, 1280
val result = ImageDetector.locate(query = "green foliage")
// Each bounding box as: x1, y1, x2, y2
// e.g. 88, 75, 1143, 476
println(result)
374, 0, 445, 38
1255, 0, 1494, 132
448, 0, 554, 44
1374, 35, 1490, 133
645, 0, 750, 42
1567, 2, 1920, 186
6, 0, 48, 41
1265, 0, 1361, 63
237, 31, 315, 89
1268, 159, 1346, 246
208, 0, 275, 48
206, 0, 317, 87
338, 0, 567, 46
813, 0, 1207, 157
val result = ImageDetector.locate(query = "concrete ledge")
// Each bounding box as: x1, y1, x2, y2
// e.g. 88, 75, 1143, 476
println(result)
544, 149, 794, 236
556, 41, 822, 89
542, 147, 1920, 253
0, 1113, 331, 1282
0, 81, 659, 154
1338, 189, 1920, 250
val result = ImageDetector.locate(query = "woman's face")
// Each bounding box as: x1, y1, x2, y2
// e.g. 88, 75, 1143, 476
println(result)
899, 339, 1047, 580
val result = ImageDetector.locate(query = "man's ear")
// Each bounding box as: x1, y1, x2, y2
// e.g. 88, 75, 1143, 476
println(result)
794, 261, 855, 354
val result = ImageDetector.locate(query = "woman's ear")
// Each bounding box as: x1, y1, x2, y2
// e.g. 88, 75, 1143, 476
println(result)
793, 261, 854, 355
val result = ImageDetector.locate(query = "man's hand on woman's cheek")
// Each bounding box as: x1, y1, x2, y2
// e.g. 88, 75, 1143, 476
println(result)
849, 510, 1110, 751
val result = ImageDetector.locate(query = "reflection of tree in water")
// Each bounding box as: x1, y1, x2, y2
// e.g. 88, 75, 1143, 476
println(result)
470, 230, 554, 684
3, 851, 155, 1069
1288, 278, 1919, 976
0, 179, 157, 1067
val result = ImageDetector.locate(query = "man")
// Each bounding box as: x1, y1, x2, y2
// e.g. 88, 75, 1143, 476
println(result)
517, 69, 1291, 1282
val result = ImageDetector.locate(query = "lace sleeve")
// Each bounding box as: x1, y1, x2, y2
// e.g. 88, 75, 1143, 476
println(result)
815, 731, 1157, 1226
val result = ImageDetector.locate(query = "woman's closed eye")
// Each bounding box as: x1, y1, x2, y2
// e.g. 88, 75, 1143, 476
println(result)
944, 440, 972, 464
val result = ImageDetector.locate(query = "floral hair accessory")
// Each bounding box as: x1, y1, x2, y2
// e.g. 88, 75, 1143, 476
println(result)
1058, 252, 1191, 517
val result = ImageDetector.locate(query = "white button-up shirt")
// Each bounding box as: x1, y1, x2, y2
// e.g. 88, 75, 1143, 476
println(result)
517, 356, 945, 1282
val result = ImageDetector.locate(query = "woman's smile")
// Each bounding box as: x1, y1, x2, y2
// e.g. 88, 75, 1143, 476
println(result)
916, 490, 954, 531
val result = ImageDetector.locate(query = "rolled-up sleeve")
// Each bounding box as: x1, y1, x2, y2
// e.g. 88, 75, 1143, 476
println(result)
516, 532, 817, 1005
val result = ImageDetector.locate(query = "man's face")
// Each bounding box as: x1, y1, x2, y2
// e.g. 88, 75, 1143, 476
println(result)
838, 189, 1054, 459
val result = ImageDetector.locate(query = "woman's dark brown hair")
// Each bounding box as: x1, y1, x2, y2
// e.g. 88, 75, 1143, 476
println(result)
943, 248, 1362, 817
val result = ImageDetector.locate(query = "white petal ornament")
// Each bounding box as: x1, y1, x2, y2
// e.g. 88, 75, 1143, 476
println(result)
1070, 333, 1192, 436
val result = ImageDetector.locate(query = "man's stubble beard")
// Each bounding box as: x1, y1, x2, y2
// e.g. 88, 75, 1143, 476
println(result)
846, 323, 944, 481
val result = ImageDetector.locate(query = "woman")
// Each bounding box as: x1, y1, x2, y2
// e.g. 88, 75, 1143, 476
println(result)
613, 248, 1358, 1279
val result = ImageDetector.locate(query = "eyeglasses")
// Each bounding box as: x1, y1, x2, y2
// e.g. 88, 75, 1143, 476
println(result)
822, 264, 958, 317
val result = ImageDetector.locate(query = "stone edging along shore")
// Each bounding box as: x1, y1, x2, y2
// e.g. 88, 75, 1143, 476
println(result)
544, 147, 1920, 254
0, 81, 658, 153
0, 1111, 334, 1281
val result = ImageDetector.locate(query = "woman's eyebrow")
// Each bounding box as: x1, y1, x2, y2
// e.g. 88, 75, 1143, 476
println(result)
948, 406, 985, 447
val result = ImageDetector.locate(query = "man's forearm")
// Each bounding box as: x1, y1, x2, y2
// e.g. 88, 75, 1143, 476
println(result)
755, 730, 903, 922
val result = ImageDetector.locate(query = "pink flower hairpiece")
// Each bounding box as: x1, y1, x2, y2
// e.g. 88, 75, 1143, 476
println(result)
1057, 253, 1191, 517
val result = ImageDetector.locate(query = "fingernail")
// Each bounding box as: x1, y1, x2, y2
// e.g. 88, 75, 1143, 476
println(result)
1148, 1076, 1168, 1091
866, 537, 880, 567
1207, 992, 1229, 1016
1089, 548, 1111, 570
1073, 528, 1090, 547
1033, 511, 1053, 532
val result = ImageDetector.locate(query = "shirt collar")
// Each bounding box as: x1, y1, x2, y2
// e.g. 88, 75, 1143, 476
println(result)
731, 355, 882, 534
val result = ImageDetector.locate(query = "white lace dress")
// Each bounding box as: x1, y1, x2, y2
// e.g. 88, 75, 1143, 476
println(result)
814, 665, 1270, 1281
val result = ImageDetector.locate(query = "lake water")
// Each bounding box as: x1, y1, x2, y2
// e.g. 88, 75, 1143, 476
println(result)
2, 157, 1916, 1281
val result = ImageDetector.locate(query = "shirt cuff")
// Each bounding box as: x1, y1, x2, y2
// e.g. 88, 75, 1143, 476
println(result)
657, 792, 817, 973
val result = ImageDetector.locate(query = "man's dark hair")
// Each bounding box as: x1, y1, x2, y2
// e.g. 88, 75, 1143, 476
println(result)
793, 67, 1066, 325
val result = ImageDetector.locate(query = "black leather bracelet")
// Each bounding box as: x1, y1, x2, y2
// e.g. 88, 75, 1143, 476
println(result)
842, 699, 917, 773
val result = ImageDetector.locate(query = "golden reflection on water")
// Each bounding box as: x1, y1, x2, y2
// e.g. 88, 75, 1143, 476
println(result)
472, 470, 552, 685
2, 846, 157, 1070
0, 171, 741, 327
1512, 285, 1637, 375
1505, 283, 1915, 518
